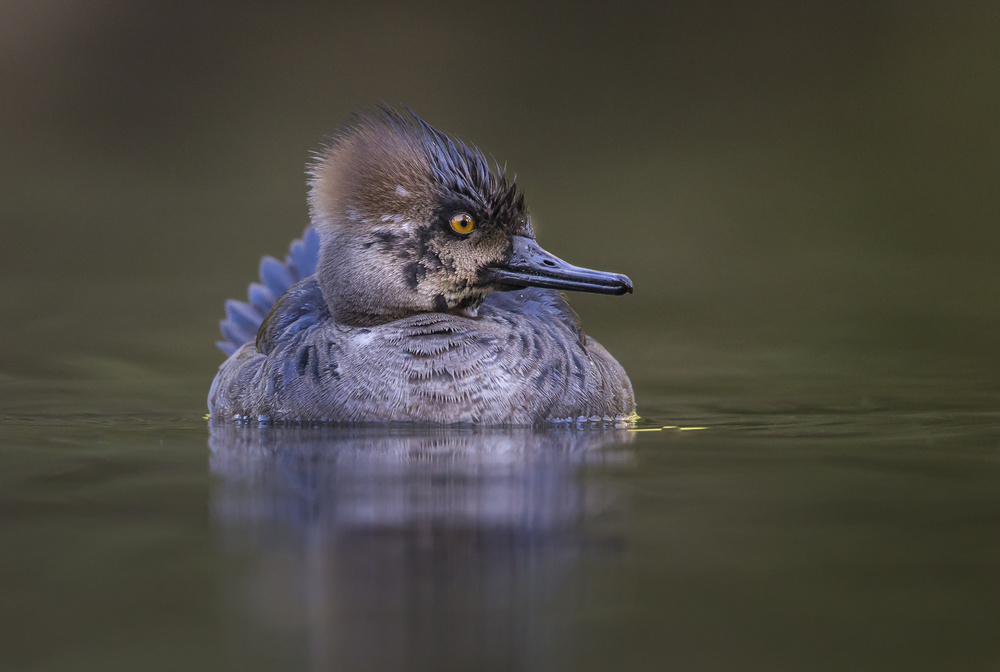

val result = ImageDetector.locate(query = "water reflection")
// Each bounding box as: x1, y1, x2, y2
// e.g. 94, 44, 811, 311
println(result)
208, 423, 634, 670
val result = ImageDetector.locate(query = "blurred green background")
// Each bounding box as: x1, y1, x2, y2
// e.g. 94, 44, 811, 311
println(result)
2, 0, 998, 409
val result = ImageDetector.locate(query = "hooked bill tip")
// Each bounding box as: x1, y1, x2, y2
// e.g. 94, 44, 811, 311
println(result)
620, 275, 634, 295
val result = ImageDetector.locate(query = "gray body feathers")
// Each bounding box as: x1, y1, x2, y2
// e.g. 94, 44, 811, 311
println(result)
209, 278, 634, 424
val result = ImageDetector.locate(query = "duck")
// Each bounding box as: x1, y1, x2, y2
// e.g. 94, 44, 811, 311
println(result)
208, 108, 635, 425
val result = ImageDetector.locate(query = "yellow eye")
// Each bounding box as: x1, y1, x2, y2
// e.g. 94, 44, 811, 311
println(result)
449, 213, 476, 235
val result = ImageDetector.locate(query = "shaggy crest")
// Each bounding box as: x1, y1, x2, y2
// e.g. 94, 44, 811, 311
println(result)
312, 107, 530, 235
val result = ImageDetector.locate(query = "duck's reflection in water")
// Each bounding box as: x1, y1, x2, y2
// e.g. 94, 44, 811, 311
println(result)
209, 423, 634, 670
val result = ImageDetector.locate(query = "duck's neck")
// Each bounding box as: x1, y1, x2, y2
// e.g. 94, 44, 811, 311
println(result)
315, 230, 427, 328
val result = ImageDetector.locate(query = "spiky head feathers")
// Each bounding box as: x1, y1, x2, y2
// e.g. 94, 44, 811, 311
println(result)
308, 107, 530, 238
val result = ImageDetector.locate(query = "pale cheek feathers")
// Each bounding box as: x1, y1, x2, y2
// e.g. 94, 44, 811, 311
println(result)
437, 229, 507, 281
406, 232, 505, 306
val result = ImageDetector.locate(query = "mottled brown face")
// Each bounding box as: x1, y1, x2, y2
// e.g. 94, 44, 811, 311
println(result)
356, 182, 528, 316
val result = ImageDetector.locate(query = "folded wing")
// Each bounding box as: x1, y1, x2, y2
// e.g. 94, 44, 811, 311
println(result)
216, 226, 321, 355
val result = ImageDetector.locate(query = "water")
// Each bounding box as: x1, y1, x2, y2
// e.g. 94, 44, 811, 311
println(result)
3, 3, 1000, 670
3, 325, 998, 670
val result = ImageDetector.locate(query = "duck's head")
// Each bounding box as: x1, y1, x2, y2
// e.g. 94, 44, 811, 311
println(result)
308, 108, 632, 327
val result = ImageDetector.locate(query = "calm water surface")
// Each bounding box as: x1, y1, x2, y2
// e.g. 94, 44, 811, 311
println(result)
2, 293, 998, 671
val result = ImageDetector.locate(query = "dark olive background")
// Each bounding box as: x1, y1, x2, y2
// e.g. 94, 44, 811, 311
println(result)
2, 2, 999, 671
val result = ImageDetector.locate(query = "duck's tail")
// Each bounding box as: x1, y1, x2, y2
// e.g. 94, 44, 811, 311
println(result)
216, 226, 321, 355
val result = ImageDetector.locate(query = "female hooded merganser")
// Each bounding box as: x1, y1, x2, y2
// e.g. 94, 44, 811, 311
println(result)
209, 108, 635, 425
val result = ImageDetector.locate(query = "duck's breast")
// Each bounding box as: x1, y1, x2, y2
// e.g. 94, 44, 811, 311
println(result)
211, 285, 633, 423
